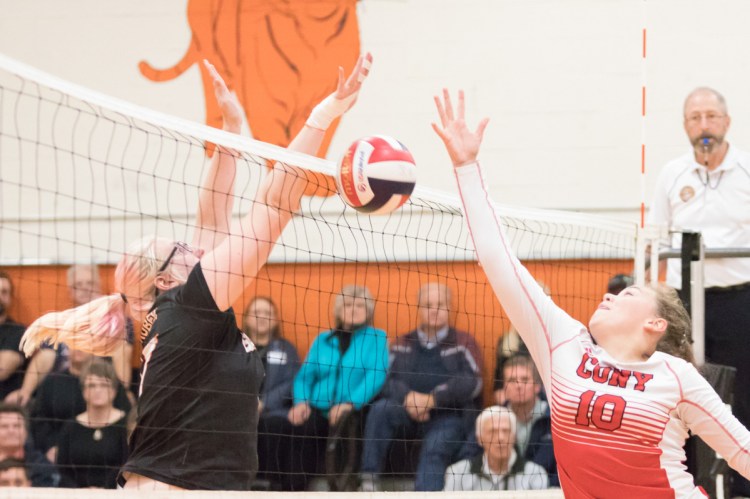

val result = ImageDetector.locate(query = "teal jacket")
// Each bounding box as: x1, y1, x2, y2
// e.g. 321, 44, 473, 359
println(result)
293, 326, 388, 414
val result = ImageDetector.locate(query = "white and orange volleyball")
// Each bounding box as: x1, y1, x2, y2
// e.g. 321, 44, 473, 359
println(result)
336, 136, 416, 215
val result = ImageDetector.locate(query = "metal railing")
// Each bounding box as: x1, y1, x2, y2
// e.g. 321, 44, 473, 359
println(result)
658, 232, 750, 365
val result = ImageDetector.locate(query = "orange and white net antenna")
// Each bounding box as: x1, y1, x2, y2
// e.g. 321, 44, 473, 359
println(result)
640, 0, 648, 230
634, 0, 658, 285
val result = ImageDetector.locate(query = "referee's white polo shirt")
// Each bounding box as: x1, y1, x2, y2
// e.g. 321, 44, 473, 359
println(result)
649, 144, 750, 289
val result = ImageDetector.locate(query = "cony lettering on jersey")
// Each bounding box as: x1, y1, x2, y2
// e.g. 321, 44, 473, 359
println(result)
575, 352, 655, 392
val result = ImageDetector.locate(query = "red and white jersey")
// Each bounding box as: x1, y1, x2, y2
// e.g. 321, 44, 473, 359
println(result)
455, 162, 750, 498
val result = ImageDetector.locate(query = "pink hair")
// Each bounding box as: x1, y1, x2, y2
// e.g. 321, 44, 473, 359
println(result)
21, 294, 127, 357
21, 236, 179, 357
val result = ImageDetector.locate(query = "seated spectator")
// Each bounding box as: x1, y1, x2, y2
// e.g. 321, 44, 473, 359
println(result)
286, 285, 388, 490
503, 354, 556, 486
493, 327, 528, 405
0, 272, 28, 402
244, 297, 301, 490
30, 348, 131, 463
6, 264, 135, 406
444, 405, 548, 491
67, 264, 135, 392
494, 281, 550, 405
0, 457, 31, 487
56, 358, 128, 488
607, 273, 634, 295
0, 404, 54, 487
359, 282, 482, 492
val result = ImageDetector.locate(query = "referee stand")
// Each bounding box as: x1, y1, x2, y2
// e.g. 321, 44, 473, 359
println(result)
661, 231, 749, 498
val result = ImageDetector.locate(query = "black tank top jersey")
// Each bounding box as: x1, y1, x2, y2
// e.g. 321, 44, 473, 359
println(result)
120, 263, 264, 490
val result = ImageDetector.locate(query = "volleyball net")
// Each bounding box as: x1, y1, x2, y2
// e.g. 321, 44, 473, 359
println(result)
0, 53, 637, 495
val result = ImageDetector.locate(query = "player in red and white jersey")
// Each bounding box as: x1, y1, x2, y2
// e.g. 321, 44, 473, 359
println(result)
431, 89, 750, 498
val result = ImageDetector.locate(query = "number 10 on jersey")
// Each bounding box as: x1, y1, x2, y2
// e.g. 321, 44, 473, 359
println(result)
575, 390, 627, 431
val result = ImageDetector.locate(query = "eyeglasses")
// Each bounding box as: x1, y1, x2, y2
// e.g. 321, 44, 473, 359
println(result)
157, 241, 197, 273
506, 377, 534, 385
685, 112, 726, 125
83, 381, 112, 390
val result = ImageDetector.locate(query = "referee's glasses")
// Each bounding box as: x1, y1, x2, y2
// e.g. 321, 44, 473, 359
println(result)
685, 112, 725, 125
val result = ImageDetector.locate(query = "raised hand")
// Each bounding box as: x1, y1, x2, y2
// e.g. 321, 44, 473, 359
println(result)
431, 89, 489, 167
333, 52, 373, 109
305, 52, 373, 131
202, 59, 242, 134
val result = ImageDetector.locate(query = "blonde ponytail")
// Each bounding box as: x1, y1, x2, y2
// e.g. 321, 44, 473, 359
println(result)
20, 293, 128, 357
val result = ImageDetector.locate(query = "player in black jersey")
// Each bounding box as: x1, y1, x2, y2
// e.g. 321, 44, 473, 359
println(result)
21, 54, 374, 490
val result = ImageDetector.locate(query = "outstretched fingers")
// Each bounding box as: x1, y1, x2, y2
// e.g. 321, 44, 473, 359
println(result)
443, 88, 455, 122
358, 52, 373, 83
431, 121, 449, 145
203, 59, 241, 133
431, 88, 489, 167
434, 95, 448, 128
336, 52, 373, 99
203, 59, 229, 98
475, 117, 490, 142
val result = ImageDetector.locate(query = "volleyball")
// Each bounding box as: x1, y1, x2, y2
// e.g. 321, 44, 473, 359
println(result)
336, 136, 417, 215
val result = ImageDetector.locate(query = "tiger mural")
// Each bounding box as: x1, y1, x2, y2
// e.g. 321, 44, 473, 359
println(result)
139, 0, 361, 196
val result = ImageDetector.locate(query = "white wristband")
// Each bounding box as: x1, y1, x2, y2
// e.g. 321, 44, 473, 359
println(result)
306, 92, 357, 131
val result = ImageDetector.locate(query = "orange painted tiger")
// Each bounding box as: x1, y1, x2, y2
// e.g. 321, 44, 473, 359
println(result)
140, 0, 361, 196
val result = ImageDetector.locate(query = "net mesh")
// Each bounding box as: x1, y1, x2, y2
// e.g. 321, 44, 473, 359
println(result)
0, 53, 637, 495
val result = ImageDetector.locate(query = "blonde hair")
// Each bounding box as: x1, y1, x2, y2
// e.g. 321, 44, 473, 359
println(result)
333, 285, 375, 327
115, 236, 182, 311
21, 236, 181, 358
20, 294, 127, 357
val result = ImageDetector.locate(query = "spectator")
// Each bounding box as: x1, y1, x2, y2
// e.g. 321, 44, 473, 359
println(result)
607, 274, 634, 296
493, 328, 528, 406
0, 404, 54, 487
30, 348, 130, 462
502, 354, 556, 486
444, 406, 547, 491
0, 272, 28, 402
245, 297, 301, 490
648, 87, 750, 496
493, 281, 549, 405
68, 265, 135, 391
6, 265, 134, 406
0, 458, 31, 487
359, 282, 483, 492
286, 285, 388, 490
56, 358, 128, 488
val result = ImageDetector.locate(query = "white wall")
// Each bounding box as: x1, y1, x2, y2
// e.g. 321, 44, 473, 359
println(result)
2, 0, 750, 223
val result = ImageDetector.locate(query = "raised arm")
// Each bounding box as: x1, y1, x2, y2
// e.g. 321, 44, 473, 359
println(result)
192, 60, 243, 252
203, 53, 373, 311
432, 90, 584, 385
679, 363, 750, 479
